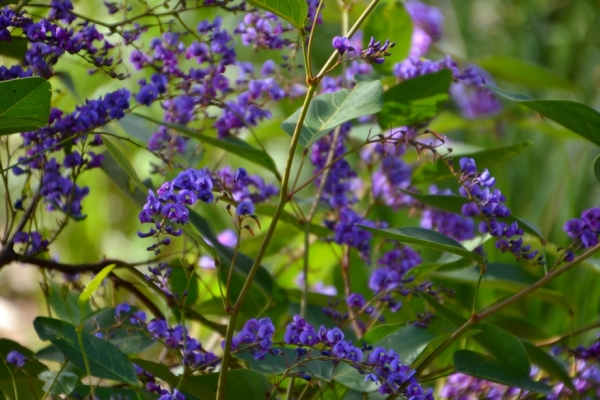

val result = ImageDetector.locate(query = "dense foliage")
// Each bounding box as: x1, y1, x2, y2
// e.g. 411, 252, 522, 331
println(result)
0, 0, 600, 399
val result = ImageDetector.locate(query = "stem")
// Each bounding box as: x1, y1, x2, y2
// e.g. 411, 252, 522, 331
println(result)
536, 320, 600, 347
305, 0, 325, 82
471, 263, 486, 316
215, 83, 319, 400
40, 361, 67, 400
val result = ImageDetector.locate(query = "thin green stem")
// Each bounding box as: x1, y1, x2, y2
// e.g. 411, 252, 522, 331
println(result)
40, 361, 67, 400
305, 0, 325, 82
471, 263, 486, 316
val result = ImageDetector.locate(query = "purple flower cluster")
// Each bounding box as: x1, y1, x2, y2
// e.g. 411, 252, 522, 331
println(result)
441, 372, 526, 399
144, 263, 178, 299
213, 166, 278, 204
138, 168, 214, 244
13, 230, 49, 256
145, 317, 218, 369
325, 207, 376, 259
368, 246, 422, 311
135, 365, 186, 400
234, 12, 292, 49
405, 0, 444, 57
564, 207, 600, 253
0, 5, 116, 79
420, 185, 476, 241
228, 318, 275, 359
360, 36, 395, 64
457, 158, 540, 262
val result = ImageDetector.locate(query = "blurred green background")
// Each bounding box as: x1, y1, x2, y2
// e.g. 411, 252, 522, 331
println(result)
1, 0, 600, 377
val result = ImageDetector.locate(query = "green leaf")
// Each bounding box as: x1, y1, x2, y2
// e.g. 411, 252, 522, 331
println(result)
522, 341, 575, 392
370, 325, 439, 365
33, 317, 138, 385
332, 362, 379, 392
488, 86, 600, 147
411, 141, 533, 184
236, 349, 334, 382
79, 264, 116, 309
247, 0, 308, 29
169, 264, 199, 307
377, 69, 453, 129
595, 155, 600, 184
398, 189, 544, 240
72, 385, 146, 399
39, 371, 79, 395
358, 226, 484, 264
99, 150, 148, 205
0, 37, 27, 60
281, 80, 383, 147
0, 339, 47, 400
0, 77, 52, 135
48, 281, 93, 325
102, 137, 147, 192
82, 307, 157, 355
476, 56, 577, 91
454, 350, 552, 394
134, 113, 279, 176
363, 1, 413, 73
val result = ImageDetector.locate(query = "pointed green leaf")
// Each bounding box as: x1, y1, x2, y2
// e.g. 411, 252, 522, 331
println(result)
364, 1, 413, 73
282, 80, 383, 147
488, 86, 600, 147
378, 69, 452, 129
522, 341, 575, 392
102, 137, 147, 192
358, 225, 484, 264
454, 350, 552, 394
78, 264, 116, 308
33, 317, 138, 385
247, 0, 308, 29
370, 325, 439, 365
39, 371, 79, 395
476, 56, 577, 91
412, 141, 533, 184
0, 77, 52, 135
398, 189, 544, 240
134, 113, 279, 176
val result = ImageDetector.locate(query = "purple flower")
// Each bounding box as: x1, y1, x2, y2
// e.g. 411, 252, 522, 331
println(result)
332, 36, 353, 54
6, 350, 26, 368
236, 201, 255, 216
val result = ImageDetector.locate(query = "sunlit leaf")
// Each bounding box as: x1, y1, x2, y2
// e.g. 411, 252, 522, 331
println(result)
39, 371, 79, 395
282, 80, 383, 147
78, 264, 116, 309
0, 77, 51, 135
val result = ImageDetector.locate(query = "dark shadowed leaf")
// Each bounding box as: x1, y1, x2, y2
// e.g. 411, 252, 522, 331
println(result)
411, 141, 533, 184
378, 69, 452, 129
135, 113, 279, 176
476, 56, 577, 91
454, 350, 552, 394
72, 385, 148, 399
282, 80, 383, 147
488, 86, 600, 147
0, 339, 47, 400
0, 77, 51, 135
364, 1, 413, 73
247, 0, 308, 29
522, 341, 575, 392
359, 225, 484, 264
33, 317, 138, 385
0, 37, 27, 60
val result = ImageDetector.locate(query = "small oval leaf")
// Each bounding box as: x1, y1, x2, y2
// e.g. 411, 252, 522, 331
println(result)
0, 77, 52, 135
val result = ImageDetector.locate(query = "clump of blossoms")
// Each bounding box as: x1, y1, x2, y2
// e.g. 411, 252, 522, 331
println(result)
420, 185, 476, 241
457, 157, 541, 262
563, 207, 600, 261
